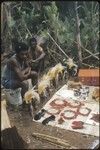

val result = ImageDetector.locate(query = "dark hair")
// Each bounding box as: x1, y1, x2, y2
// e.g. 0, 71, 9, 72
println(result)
29, 37, 37, 45
14, 42, 29, 54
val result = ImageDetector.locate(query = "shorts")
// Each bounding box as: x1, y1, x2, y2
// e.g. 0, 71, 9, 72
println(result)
2, 79, 18, 89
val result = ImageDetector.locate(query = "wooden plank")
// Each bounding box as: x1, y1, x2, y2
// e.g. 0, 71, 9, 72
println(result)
78, 69, 99, 77
1, 100, 28, 149
1, 100, 11, 131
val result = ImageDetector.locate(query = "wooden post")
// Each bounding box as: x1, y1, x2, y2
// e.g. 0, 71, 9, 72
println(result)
1, 99, 28, 149
75, 2, 82, 66
47, 32, 69, 59
1, 100, 11, 131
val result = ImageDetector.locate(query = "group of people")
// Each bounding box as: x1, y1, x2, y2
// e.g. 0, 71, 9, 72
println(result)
2, 37, 45, 100
1, 36, 79, 110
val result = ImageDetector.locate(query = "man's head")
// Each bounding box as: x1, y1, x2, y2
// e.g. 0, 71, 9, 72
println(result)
29, 37, 37, 48
14, 42, 29, 61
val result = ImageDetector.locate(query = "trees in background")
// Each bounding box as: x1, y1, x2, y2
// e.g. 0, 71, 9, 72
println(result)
1, 1, 99, 68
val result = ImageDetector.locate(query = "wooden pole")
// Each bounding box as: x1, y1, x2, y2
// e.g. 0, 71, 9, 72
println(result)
75, 2, 82, 66
47, 32, 69, 59
1, 99, 27, 149
83, 52, 99, 60
32, 132, 77, 149
82, 62, 98, 68
1, 100, 11, 131
73, 41, 99, 60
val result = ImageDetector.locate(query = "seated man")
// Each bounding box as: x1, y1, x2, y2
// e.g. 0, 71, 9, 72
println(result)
28, 36, 45, 73
1, 42, 38, 98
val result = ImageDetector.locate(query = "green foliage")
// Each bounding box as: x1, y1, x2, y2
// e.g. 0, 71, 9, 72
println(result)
42, 2, 75, 51
2, 1, 99, 67
79, 2, 99, 52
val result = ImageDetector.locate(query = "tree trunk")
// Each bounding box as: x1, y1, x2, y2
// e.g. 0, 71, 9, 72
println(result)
1, 2, 13, 53
1, 3, 4, 37
75, 2, 82, 67
1, 3, 7, 40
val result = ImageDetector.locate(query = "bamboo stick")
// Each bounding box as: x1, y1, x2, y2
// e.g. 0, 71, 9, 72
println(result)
47, 32, 69, 59
75, 1, 82, 65
32, 132, 77, 149
82, 62, 98, 68
73, 41, 99, 60
83, 52, 99, 60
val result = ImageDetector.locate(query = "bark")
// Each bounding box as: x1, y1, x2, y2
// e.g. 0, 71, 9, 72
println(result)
2, 2, 13, 52
75, 2, 82, 67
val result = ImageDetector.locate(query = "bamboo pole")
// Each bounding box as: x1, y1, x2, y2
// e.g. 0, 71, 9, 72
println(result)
83, 52, 99, 60
47, 32, 69, 59
82, 62, 98, 68
73, 41, 99, 60
32, 132, 77, 149
75, 1, 82, 65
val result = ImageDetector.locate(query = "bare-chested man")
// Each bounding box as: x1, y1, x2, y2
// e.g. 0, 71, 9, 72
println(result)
2, 42, 38, 98
28, 37, 45, 73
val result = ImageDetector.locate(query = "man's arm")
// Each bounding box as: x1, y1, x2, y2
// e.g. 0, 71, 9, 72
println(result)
28, 46, 45, 64
34, 45, 45, 62
8, 60, 31, 81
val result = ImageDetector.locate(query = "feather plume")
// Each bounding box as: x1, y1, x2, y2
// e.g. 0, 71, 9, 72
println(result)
24, 89, 40, 104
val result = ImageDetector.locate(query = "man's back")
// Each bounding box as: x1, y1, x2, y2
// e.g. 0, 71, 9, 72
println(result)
2, 54, 26, 81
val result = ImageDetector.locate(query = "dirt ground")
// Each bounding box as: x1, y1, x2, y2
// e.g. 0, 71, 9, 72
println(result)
6, 84, 99, 150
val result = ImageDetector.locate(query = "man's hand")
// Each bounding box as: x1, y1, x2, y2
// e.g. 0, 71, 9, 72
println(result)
24, 67, 31, 79
27, 67, 31, 75
30, 59, 38, 63
28, 59, 39, 66
22, 67, 31, 75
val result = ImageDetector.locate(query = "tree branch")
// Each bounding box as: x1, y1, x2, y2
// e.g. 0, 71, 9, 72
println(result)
82, 62, 98, 68
73, 41, 99, 60
83, 52, 99, 60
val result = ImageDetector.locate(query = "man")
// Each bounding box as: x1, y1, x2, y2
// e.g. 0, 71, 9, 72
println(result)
2, 42, 38, 98
28, 36, 45, 73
